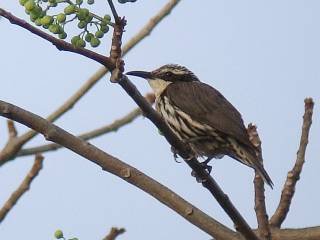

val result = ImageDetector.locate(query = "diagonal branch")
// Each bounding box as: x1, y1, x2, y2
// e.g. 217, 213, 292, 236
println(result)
0, 154, 44, 223
0, 8, 111, 67
248, 124, 270, 240
17, 94, 155, 157
270, 98, 314, 228
0, 0, 181, 166
0, 100, 237, 240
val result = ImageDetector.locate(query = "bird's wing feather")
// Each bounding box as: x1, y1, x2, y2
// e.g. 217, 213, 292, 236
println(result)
164, 81, 253, 147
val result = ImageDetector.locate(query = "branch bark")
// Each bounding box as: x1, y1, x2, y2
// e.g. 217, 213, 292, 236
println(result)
0, 154, 44, 223
17, 94, 154, 157
247, 124, 270, 240
270, 98, 314, 228
0, 100, 237, 240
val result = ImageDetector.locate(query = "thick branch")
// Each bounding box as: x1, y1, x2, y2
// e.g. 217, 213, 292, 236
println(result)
248, 124, 270, 240
0, 8, 112, 67
0, 100, 237, 240
270, 98, 314, 228
0, 154, 44, 223
17, 94, 154, 157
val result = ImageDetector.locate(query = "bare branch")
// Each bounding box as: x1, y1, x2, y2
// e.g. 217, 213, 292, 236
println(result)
17, 94, 155, 157
0, 8, 112, 67
0, 100, 237, 240
247, 124, 270, 240
103, 227, 125, 240
270, 98, 314, 228
0, 154, 44, 223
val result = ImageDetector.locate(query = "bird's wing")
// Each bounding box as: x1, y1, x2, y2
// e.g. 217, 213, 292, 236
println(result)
164, 81, 253, 147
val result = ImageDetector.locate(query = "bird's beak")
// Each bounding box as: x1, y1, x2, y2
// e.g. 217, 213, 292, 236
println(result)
126, 71, 152, 79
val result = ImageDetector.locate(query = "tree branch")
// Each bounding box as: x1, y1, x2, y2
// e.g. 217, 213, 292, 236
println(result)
0, 8, 112, 67
0, 100, 237, 240
103, 227, 125, 240
0, 154, 44, 223
247, 124, 270, 240
17, 94, 154, 157
270, 98, 314, 228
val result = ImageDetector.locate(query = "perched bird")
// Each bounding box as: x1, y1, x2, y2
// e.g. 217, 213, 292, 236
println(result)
126, 64, 273, 188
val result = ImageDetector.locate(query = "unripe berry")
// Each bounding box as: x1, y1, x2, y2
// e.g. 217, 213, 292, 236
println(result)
58, 32, 67, 39
101, 15, 111, 26
100, 25, 109, 33
19, 0, 28, 6
84, 33, 93, 42
95, 30, 104, 38
24, 0, 36, 11
77, 38, 86, 48
71, 36, 81, 46
49, 24, 60, 34
57, 13, 66, 23
41, 16, 53, 26
90, 37, 100, 47
77, 21, 87, 29
64, 5, 76, 15
54, 230, 64, 239
77, 8, 89, 20
87, 0, 94, 5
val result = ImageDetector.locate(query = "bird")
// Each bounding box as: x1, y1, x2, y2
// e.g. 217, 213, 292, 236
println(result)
126, 64, 273, 188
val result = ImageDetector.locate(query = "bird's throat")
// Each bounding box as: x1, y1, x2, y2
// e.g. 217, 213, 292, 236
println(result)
148, 79, 172, 98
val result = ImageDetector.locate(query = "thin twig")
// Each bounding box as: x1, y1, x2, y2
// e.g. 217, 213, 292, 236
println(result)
0, 0, 180, 166
7, 120, 18, 139
270, 98, 314, 228
0, 8, 111, 67
248, 124, 270, 240
0, 100, 237, 240
107, 0, 120, 23
0, 154, 44, 223
103, 227, 125, 240
17, 94, 155, 157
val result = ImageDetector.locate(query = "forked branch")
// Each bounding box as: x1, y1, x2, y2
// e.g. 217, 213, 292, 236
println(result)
270, 98, 314, 228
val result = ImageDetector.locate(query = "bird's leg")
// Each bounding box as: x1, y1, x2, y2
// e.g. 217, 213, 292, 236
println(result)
171, 146, 181, 163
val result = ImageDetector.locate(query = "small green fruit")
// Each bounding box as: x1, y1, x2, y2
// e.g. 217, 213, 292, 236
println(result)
54, 230, 64, 239
71, 36, 81, 46
58, 32, 67, 39
24, 0, 35, 11
77, 21, 87, 29
95, 30, 104, 38
41, 16, 53, 25
77, 38, 86, 48
19, 0, 28, 6
57, 13, 66, 23
87, 0, 94, 4
64, 5, 76, 15
84, 33, 93, 42
90, 37, 100, 47
100, 25, 109, 33
77, 8, 89, 20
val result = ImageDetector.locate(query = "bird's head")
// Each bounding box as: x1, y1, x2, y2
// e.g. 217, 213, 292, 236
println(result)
126, 64, 199, 97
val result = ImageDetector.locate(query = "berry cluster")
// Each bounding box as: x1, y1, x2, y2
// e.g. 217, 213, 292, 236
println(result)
19, 0, 112, 48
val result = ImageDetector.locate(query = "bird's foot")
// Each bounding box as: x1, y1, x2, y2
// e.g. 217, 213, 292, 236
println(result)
200, 157, 213, 174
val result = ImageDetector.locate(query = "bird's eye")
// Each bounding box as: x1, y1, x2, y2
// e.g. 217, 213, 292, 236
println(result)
165, 72, 173, 77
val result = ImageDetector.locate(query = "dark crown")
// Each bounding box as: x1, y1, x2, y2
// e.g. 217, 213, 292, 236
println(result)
151, 64, 200, 82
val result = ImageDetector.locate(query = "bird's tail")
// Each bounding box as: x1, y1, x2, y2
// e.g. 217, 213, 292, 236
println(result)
229, 138, 274, 188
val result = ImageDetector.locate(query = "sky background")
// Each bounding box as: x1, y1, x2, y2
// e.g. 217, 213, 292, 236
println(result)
0, 1, 319, 239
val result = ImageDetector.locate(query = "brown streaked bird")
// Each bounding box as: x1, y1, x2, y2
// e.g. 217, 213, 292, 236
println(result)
126, 64, 273, 188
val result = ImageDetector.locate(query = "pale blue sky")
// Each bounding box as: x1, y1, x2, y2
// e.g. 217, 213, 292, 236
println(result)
0, 1, 319, 239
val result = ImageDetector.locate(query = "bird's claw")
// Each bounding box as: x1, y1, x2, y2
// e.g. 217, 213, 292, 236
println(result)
171, 146, 181, 163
